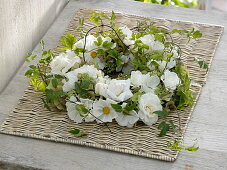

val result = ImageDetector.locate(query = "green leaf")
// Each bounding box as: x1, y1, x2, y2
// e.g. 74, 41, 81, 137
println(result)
131, 92, 142, 102
51, 79, 58, 88
194, 57, 208, 70
167, 141, 183, 150
124, 103, 137, 111
192, 30, 202, 39
111, 11, 116, 21
154, 33, 165, 42
45, 89, 66, 104
59, 33, 76, 50
94, 37, 103, 46
68, 128, 87, 137
75, 104, 89, 117
41, 98, 51, 111
158, 121, 170, 137
111, 104, 122, 112
154, 110, 168, 118
185, 146, 199, 152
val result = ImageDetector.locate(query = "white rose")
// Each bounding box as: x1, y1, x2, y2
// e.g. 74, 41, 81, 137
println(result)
120, 26, 135, 46
50, 50, 81, 75
130, 71, 144, 88
138, 93, 162, 125
73, 35, 97, 51
140, 74, 160, 93
161, 70, 180, 91
130, 71, 160, 92
139, 34, 155, 52
96, 79, 133, 102
95, 82, 108, 96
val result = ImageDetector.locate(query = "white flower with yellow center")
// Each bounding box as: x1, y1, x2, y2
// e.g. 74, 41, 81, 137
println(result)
84, 51, 105, 69
50, 50, 81, 75
92, 99, 117, 123
66, 96, 95, 123
62, 65, 102, 92
74, 35, 116, 69
138, 93, 162, 125
115, 103, 139, 128
161, 70, 180, 91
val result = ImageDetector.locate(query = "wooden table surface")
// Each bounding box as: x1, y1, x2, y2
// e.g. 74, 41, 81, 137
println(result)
0, 0, 227, 169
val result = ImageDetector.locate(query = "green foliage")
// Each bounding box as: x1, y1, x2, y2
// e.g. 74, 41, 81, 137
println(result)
154, 110, 168, 118
135, 0, 198, 8
111, 104, 122, 112
75, 104, 89, 117
194, 57, 208, 70
158, 121, 170, 137
172, 28, 202, 42
29, 79, 46, 91
25, 53, 37, 63
68, 128, 87, 137
131, 91, 143, 103
174, 62, 194, 110
89, 10, 116, 26
167, 141, 199, 152
74, 73, 95, 99
155, 84, 173, 101
45, 89, 66, 104
158, 120, 176, 137
58, 33, 77, 50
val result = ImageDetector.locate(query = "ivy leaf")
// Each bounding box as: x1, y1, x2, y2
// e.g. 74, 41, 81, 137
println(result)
111, 104, 122, 112
158, 121, 170, 137
68, 128, 87, 137
154, 110, 168, 118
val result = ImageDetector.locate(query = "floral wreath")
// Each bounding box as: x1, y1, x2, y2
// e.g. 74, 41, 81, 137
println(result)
25, 11, 205, 144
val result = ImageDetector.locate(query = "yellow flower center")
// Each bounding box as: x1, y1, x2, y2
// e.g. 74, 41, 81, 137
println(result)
90, 51, 97, 58
102, 107, 110, 114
